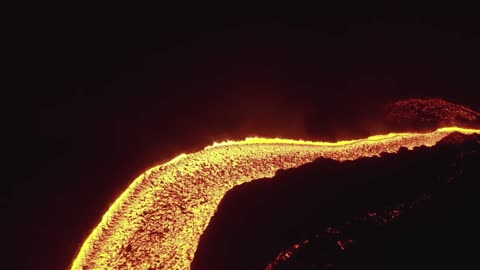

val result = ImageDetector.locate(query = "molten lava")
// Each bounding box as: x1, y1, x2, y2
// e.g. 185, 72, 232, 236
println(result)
71, 127, 479, 270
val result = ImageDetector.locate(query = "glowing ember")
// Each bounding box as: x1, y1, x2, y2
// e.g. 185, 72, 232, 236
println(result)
71, 127, 479, 270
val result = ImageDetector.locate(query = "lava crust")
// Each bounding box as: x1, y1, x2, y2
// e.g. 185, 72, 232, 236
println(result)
385, 98, 480, 131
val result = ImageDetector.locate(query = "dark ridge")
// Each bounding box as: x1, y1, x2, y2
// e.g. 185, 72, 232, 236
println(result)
192, 133, 480, 269
384, 98, 480, 132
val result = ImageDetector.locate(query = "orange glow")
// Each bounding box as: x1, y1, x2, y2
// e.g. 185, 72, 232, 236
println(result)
70, 127, 479, 270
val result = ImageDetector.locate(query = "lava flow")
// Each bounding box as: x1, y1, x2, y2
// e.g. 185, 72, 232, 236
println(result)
71, 127, 479, 270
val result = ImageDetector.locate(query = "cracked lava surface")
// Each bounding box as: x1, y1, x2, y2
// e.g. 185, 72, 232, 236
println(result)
70, 127, 479, 270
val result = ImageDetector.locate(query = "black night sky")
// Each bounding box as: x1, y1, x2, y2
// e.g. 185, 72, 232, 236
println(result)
5, 5, 480, 269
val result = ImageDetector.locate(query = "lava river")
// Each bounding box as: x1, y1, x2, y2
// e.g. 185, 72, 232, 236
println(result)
71, 127, 479, 270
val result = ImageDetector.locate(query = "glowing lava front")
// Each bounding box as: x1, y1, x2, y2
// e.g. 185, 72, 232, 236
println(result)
71, 127, 479, 270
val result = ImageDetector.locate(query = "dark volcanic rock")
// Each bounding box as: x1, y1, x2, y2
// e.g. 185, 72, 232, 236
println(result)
385, 98, 480, 131
192, 133, 480, 269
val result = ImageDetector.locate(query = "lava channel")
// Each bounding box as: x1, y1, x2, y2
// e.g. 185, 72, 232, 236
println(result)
71, 127, 479, 270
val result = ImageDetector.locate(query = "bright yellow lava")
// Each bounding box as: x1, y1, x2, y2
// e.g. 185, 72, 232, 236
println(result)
71, 127, 479, 270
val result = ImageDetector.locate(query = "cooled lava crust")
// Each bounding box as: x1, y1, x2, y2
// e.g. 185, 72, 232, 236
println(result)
385, 98, 480, 131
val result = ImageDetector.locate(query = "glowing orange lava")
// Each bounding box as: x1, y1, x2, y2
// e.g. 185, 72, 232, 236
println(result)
71, 127, 479, 270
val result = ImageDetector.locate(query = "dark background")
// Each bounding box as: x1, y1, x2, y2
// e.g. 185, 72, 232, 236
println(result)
5, 5, 480, 269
